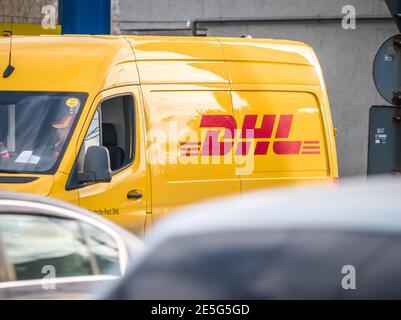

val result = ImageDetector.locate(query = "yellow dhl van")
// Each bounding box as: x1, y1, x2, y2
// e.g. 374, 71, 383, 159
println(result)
0, 35, 338, 234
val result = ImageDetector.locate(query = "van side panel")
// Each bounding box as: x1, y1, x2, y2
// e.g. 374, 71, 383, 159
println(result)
131, 37, 242, 220
129, 36, 229, 85
227, 61, 319, 86
128, 36, 339, 221
141, 85, 241, 221
231, 86, 331, 190
218, 38, 337, 191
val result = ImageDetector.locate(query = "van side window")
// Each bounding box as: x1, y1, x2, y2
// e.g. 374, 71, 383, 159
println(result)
77, 109, 101, 172
78, 94, 135, 174
100, 95, 135, 172
84, 109, 101, 152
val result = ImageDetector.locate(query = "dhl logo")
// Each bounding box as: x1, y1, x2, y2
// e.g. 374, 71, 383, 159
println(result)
179, 114, 320, 156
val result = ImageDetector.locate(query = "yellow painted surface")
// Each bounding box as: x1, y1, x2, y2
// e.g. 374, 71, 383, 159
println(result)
141, 84, 241, 221
77, 86, 148, 235
0, 174, 54, 196
0, 23, 61, 36
232, 88, 330, 191
0, 36, 136, 93
0, 35, 338, 234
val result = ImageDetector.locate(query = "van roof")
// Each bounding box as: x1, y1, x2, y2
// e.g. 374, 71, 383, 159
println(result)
0, 35, 317, 93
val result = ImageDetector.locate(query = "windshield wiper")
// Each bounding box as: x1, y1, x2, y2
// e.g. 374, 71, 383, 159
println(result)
0, 169, 19, 174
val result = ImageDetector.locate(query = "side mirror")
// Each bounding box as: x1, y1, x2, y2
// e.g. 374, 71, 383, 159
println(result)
78, 146, 112, 184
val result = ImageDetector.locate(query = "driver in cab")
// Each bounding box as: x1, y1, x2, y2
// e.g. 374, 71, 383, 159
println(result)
33, 98, 80, 169
51, 112, 74, 160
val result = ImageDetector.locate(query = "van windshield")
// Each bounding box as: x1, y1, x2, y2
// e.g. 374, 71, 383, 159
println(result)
0, 91, 87, 174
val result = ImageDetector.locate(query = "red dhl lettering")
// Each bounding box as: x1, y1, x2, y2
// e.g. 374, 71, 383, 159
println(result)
179, 114, 321, 156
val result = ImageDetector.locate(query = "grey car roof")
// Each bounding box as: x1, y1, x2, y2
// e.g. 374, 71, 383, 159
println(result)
144, 176, 401, 247
105, 176, 401, 300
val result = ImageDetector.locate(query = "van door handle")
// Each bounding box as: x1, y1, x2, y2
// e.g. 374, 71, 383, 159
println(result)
127, 191, 143, 199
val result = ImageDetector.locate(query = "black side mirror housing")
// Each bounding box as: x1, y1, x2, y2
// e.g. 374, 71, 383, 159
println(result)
78, 146, 112, 184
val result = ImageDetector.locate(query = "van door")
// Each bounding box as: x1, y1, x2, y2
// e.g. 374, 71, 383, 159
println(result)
140, 85, 241, 221
74, 86, 148, 235
231, 87, 331, 191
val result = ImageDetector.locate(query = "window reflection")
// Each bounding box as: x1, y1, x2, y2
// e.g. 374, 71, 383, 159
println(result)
0, 214, 120, 281
0, 92, 87, 173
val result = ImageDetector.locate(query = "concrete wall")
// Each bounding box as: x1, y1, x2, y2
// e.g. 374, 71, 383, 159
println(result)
0, 0, 57, 24
119, 0, 399, 177
119, 0, 391, 29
